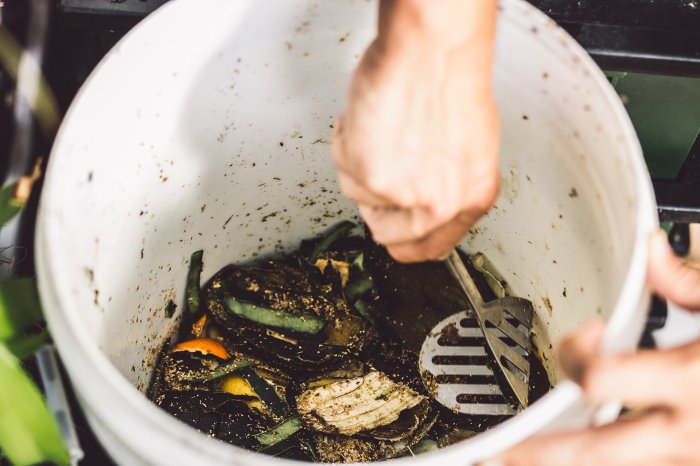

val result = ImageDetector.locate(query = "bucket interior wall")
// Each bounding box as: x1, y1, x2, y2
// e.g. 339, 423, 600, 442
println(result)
37, 1, 650, 462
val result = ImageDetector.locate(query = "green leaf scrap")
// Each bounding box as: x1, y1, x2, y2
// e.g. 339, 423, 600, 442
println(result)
0, 344, 69, 466
0, 182, 23, 228
0, 278, 43, 343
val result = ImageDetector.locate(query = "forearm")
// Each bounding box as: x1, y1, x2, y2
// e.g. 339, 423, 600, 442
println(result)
376, 0, 497, 60
333, 0, 501, 262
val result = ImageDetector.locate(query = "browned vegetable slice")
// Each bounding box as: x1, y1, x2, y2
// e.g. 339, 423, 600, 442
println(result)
296, 371, 425, 436
362, 399, 431, 441
312, 412, 437, 463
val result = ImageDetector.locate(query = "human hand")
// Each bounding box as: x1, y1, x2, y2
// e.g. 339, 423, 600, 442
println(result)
483, 230, 700, 466
332, 0, 500, 262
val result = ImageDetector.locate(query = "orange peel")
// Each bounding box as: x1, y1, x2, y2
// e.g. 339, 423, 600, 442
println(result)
172, 337, 229, 360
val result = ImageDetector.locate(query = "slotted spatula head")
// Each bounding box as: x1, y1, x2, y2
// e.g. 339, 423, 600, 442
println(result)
476, 295, 534, 407
419, 251, 534, 415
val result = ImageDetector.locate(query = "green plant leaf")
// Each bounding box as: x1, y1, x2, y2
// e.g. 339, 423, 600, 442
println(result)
0, 26, 60, 138
0, 343, 69, 466
6, 330, 49, 360
0, 278, 43, 343
0, 182, 23, 228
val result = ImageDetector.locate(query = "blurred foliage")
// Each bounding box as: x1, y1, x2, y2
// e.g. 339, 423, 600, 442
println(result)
0, 183, 69, 466
0, 182, 22, 228
0, 344, 69, 466
0, 25, 60, 137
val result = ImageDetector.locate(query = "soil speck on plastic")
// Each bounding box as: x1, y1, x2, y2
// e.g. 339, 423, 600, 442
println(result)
542, 296, 553, 315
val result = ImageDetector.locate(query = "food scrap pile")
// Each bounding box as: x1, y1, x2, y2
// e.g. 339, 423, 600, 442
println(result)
148, 221, 550, 462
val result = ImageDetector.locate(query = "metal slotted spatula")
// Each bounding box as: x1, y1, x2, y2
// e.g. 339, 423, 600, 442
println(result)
419, 250, 534, 416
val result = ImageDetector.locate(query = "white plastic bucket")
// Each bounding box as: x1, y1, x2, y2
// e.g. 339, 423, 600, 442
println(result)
36, 0, 657, 464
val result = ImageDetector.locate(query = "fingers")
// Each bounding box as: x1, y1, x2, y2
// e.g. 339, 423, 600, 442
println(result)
557, 320, 605, 383
386, 210, 480, 262
485, 410, 673, 466
338, 173, 396, 207
332, 117, 416, 209
558, 321, 700, 408
647, 229, 700, 310
359, 205, 450, 245
339, 173, 486, 254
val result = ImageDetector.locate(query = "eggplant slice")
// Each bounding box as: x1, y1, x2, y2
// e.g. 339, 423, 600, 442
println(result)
156, 391, 273, 449
204, 256, 378, 377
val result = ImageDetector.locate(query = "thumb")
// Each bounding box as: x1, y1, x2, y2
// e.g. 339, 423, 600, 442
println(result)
647, 229, 700, 311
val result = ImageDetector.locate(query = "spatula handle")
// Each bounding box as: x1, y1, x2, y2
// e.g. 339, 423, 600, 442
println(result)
445, 250, 484, 310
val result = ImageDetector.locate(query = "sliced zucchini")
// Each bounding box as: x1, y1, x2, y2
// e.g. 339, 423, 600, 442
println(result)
256, 417, 302, 446
177, 250, 204, 341
224, 297, 325, 335
239, 366, 287, 417
259, 436, 299, 457
186, 250, 204, 314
